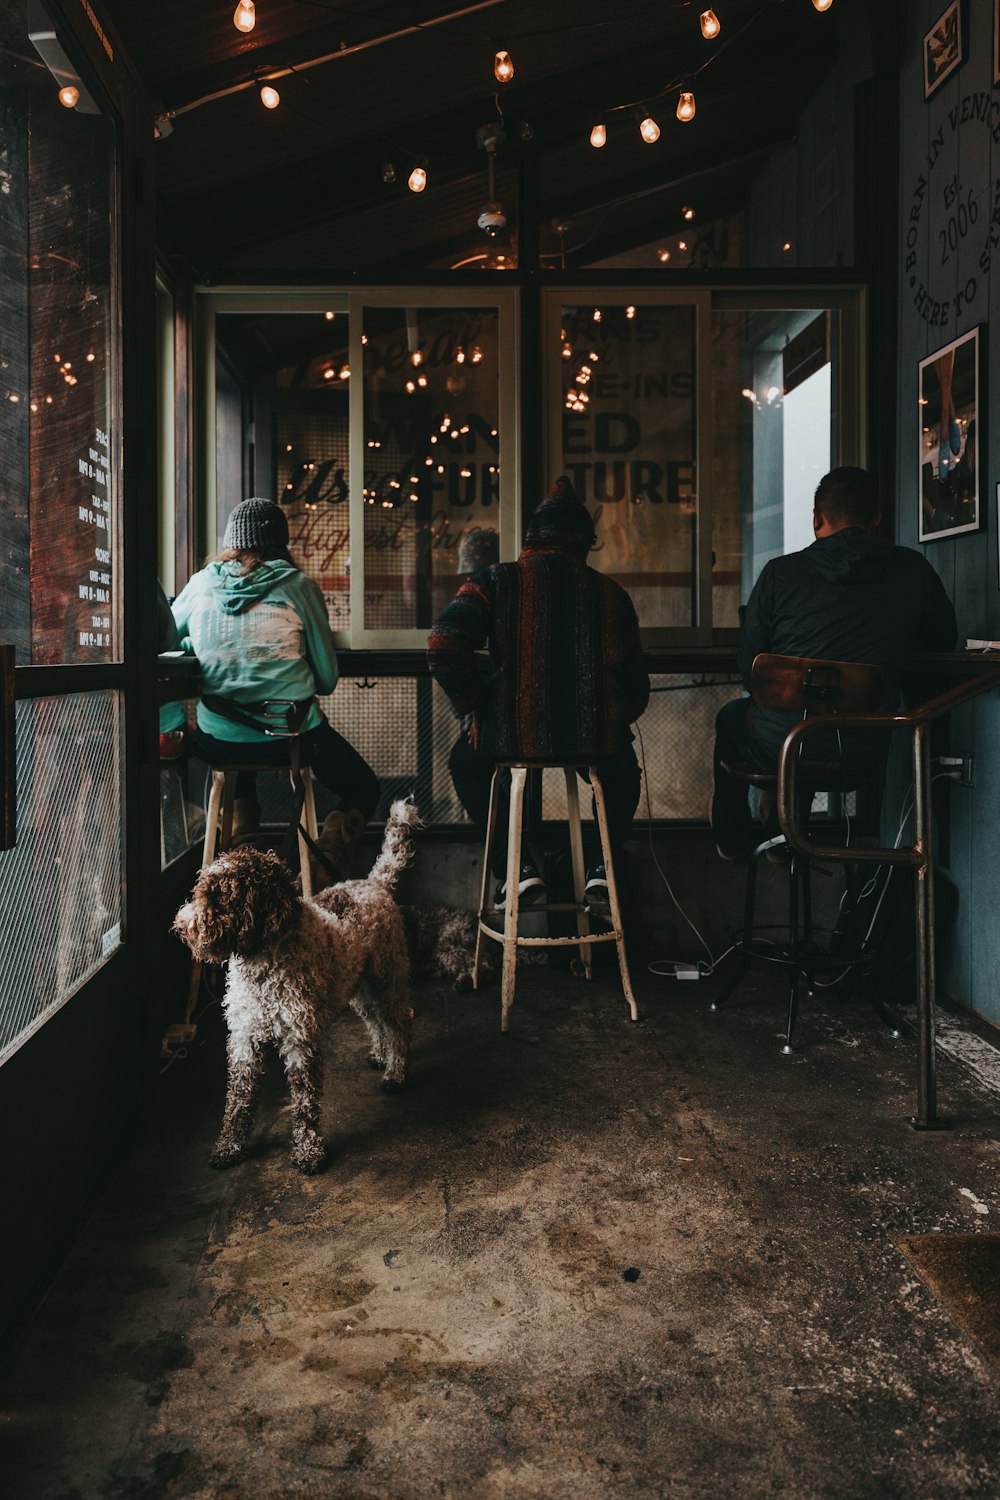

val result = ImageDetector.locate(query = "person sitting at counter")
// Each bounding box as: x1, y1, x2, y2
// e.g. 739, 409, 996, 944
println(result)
711, 465, 958, 859
171, 497, 379, 875
427, 476, 650, 914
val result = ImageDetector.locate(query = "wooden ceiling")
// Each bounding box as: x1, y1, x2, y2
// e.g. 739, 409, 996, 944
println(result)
100, 0, 842, 278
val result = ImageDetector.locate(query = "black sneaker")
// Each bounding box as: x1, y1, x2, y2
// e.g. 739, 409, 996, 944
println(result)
493, 863, 546, 908
585, 864, 611, 917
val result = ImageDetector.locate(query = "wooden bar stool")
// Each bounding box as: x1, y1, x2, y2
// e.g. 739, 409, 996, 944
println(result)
472, 760, 640, 1032
181, 762, 319, 1031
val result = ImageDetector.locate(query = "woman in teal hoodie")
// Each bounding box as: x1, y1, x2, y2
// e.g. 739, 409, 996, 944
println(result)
171, 497, 379, 860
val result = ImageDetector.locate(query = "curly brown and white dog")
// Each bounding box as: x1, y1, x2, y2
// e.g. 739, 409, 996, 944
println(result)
173, 799, 420, 1175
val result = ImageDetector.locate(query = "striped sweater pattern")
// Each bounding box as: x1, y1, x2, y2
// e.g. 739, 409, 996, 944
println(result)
427, 546, 650, 760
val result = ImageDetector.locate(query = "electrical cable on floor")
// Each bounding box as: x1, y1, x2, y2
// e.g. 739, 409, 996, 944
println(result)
634, 719, 725, 977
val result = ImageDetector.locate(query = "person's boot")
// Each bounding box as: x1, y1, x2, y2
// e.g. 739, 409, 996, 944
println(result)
311, 808, 367, 887
229, 797, 261, 848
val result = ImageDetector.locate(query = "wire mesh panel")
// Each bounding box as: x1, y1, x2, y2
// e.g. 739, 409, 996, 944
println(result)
322, 676, 468, 824
541, 674, 740, 823
0, 691, 124, 1064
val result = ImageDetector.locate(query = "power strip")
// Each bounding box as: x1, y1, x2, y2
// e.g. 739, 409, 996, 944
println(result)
662, 963, 701, 981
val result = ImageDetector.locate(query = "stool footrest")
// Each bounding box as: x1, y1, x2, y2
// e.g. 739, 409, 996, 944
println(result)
478, 925, 621, 948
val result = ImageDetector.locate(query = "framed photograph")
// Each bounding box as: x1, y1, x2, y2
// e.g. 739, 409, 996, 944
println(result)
919, 326, 980, 542
924, 1, 963, 98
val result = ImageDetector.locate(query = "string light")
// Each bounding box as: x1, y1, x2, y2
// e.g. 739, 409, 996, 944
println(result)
676, 91, 696, 122
590, 120, 607, 148
58, 85, 79, 108
625, 305, 636, 319
259, 83, 280, 109
339, 364, 350, 379
812, 0, 833, 9
233, 0, 256, 33
682, 206, 695, 220
657, 248, 671, 263
699, 9, 721, 39
638, 113, 660, 144
677, 239, 688, 251
592, 308, 602, 322
324, 310, 335, 320
408, 161, 428, 192
782, 240, 792, 252
493, 48, 514, 83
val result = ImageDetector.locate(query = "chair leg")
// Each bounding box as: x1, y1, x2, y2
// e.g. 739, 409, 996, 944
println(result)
473, 768, 501, 990
589, 770, 639, 1023
500, 767, 527, 1033
219, 770, 237, 853
295, 768, 318, 899
783, 855, 800, 1053
564, 769, 592, 979
202, 771, 225, 865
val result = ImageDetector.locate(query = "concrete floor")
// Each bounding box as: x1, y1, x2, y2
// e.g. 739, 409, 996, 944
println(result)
2, 961, 999, 1499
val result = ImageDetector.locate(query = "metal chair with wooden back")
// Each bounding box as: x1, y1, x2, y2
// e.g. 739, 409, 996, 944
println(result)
711, 652, 886, 1052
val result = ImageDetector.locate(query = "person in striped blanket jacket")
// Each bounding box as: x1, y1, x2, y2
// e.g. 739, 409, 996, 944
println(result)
427, 477, 650, 914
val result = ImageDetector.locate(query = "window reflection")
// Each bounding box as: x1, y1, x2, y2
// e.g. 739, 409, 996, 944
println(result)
555, 303, 697, 629
0, 3, 117, 663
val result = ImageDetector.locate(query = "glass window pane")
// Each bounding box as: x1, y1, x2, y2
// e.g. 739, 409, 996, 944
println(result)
0, 5, 119, 664
362, 305, 501, 632
711, 308, 838, 627
552, 302, 697, 629
214, 310, 351, 633
0, 692, 124, 1064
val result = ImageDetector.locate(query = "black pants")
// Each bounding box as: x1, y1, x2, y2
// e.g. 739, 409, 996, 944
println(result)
449, 732, 642, 878
711, 697, 777, 854
192, 717, 380, 822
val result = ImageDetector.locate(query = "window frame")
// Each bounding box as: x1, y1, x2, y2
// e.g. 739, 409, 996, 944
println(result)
194, 285, 519, 649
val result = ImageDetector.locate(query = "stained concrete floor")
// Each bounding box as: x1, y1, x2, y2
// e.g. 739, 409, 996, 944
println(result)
2, 963, 1000, 1499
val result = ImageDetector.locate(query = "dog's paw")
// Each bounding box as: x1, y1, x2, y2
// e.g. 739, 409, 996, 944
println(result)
209, 1143, 245, 1170
292, 1144, 326, 1175
379, 1075, 406, 1094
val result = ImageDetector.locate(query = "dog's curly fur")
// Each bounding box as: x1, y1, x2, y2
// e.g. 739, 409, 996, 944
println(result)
173, 799, 420, 1175
312, 894, 493, 993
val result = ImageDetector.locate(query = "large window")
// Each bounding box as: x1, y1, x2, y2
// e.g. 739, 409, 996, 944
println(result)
198, 290, 517, 648
547, 296, 703, 638
0, 12, 119, 664
0, 0, 124, 1058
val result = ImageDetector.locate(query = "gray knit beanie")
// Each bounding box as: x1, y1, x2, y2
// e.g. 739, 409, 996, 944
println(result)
523, 476, 596, 555
223, 497, 289, 553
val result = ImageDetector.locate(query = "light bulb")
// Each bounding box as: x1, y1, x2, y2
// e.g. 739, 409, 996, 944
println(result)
233, 0, 256, 33
408, 163, 427, 192
339, 365, 350, 380
639, 114, 660, 144
812, 0, 833, 9
58, 85, 79, 108
677, 239, 688, 251
625, 305, 636, 319
259, 83, 280, 109
411, 350, 423, 366
324, 310, 335, 320
676, 91, 696, 122
699, 8, 721, 39
494, 49, 514, 83
590, 121, 607, 148
657, 248, 671, 263
682, 205, 695, 220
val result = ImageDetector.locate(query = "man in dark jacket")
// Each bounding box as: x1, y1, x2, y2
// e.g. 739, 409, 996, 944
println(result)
427, 477, 650, 909
711, 465, 957, 857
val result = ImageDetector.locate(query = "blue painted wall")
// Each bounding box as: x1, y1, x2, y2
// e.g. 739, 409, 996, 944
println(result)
898, 0, 1000, 1025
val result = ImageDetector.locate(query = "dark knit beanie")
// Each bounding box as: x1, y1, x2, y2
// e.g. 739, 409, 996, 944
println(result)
523, 476, 596, 554
223, 497, 290, 553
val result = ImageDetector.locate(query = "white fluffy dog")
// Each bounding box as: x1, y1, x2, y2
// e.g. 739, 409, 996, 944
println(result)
173, 800, 419, 1174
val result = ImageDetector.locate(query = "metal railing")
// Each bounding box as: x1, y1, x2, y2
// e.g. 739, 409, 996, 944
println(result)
776, 666, 1000, 1128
